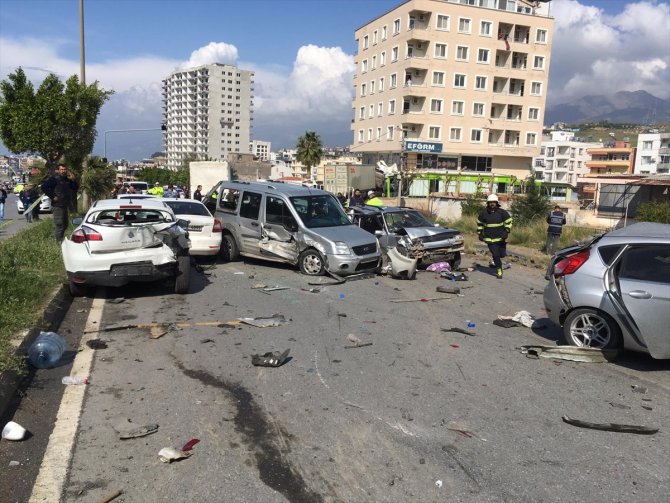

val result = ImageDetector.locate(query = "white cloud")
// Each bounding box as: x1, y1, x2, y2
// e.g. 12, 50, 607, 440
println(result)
181, 42, 238, 69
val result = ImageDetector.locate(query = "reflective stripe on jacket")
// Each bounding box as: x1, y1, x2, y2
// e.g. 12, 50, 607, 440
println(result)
546, 211, 566, 236
477, 206, 512, 243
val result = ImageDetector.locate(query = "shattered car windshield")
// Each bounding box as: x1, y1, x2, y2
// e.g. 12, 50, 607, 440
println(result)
290, 195, 352, 229
384, 210, 433, 231
89, 209, 173, 225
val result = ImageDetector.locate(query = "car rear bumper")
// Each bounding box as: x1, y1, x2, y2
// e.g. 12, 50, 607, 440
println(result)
543, 280, 568, 326
68, 261, 177, 287
188, 234, 222, 256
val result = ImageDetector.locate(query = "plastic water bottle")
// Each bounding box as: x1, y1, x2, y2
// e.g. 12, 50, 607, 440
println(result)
28, 332, 66, 369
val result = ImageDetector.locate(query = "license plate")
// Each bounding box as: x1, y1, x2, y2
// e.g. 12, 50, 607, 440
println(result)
111, 263, 155, 277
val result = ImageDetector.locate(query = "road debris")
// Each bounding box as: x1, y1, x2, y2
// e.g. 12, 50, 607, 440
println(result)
440, 271, 468, 281
426, 261, 451, 272
200, 338, 215, 344
150, 326, 168, 339
301, 288, 321, 293
118, 423, 159, 440
561, 416, 658, 435
86, 339, 108, 350
441, 327, 476, 337
2, 421, 26, 441
436, 286, 460, 294
631, 385, 648, 394
520, 345, 619, 362
158, 447, 192, 463
9, 460, 20, 467
435, 480, 443, 488
497, 311, 539, 328
252, 349, 291, 367
345, 333, 373, 349
449, 343, 460, 349
390, 296, 453, 303
446, 421, 487, 441
107, 297, 125, 304
238, 314, 287, 328
96, 489, 123, 503
609, 402, 631, 410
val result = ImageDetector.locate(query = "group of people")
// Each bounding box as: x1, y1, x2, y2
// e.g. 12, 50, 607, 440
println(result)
335, 188, 383, 209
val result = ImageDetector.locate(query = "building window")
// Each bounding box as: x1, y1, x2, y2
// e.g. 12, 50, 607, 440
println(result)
380, 51, 386, 66
379, 77, 385, 92
536, 29, 547, 43
475, 76, 487, 90
392, 46, 399, 62
369, 104, 374, 118
437, 14, 450, 30
453, 74, 466, 88
359, 107, 365, 120
376, 127, 382, 141
435, 43, 447, 59
361, 83, 366, 96
526, 133, 537, 145
642, 141, 653, 149
477, 48, 490, 63
530, 81, 542, 96
458, 17, 471, 34
367, 128, 373, 141
473, 102, 485, 116
452, 100, 464, 115
528, 107, 539, 120
387, 126, 394, 140
382, 25, 388, 40
450, 127, 462, 141
394, 18, 401, 34
480, 20, 492, 36
533, 56, 544, 69
389, 99, 396, 114
432, 71, 445, 86
390, 73, 397, 88
363, 35, 369, 49
430, 99, 443, 113
361, 60, 368, 73
429, 126, 441, 139
373, 30, 378, 45
370, 80, 375, 94
456, 46, 469, 61
378, 102, 383, 116
371, 55, 377, 69
471, 129, 483, 143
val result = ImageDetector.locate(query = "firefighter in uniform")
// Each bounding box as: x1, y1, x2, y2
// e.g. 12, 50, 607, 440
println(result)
477, 194, 513, 279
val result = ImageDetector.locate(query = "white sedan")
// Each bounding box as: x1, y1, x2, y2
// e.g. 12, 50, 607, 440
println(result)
17, 194, 52, 214
162, 199, 222, 256
62, 199, 191, 296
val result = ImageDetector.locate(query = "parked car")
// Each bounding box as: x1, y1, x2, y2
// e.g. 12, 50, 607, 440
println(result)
123, 181, 149, 194
543, 222, 670, 359
162, 199, 222, 256
349, 205, 464, 269
211, 180, 381, 276
61, 199, 191, 296
17, 194, 52, 214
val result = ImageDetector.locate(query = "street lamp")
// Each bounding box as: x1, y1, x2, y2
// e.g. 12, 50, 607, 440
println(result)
103, 126, 166, 161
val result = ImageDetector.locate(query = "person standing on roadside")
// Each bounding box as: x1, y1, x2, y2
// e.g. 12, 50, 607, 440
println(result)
365, 189, 384, 207
349, 189, 365, 207
41, 163, 78, 243
193, 185, 203, 201
19, 184, 34, 223
477, 194, 513, 279
545, 205, 567, 255
0, 185, 7, 220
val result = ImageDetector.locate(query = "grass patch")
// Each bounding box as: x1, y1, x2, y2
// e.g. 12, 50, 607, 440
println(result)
0, 219, 66, 373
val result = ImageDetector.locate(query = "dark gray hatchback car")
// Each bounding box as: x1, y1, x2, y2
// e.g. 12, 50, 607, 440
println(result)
543, 222, 670, 358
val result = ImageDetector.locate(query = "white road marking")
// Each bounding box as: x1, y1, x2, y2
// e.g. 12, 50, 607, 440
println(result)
29, 293, 106, 503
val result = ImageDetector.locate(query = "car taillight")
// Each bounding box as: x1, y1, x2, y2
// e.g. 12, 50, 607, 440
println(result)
553, 250, 589, 277
213, 219, 222, 232
71, 226, 103, 243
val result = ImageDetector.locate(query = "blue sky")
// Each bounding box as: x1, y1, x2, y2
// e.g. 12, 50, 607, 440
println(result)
1, 0, 669, 161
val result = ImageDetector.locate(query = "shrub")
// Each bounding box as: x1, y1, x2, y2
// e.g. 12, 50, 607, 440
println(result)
510, 174, 550, 225
460, 194, 485, 217
635, 201, 670, 224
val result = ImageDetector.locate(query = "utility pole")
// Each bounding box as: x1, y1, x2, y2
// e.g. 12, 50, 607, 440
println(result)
79, 0, 86, 86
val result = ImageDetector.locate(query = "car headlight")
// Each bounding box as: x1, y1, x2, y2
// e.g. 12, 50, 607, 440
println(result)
333, 241, 351, 255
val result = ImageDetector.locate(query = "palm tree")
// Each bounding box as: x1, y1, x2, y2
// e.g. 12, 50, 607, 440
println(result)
296, 131, 323, 178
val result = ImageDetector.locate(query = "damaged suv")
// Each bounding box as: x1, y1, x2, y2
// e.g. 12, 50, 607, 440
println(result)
350, 206, 464, 269
62, 199, 191, 296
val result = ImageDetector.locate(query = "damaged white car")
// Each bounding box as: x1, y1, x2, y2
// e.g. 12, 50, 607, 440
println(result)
211, 181, 381, 276
61, 199, 191, 296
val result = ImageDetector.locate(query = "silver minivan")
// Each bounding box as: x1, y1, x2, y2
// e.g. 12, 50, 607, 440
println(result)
213, 181, 381, 276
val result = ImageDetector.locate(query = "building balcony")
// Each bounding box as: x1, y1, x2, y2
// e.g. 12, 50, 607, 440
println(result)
404, 56, 431, 70
586, 160, 630, 169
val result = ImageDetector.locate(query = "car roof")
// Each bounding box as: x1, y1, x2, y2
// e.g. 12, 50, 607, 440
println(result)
91, 198, 170, 210
351, 205, 416, 215
605, 222, 670, 239
222, 180, 330, 197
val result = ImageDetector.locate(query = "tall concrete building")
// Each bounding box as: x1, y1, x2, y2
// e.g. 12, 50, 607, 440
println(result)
162, 63, 254, 170
250, 140, 272, 161
351, 0, 553, 196
634, 131, 670, 174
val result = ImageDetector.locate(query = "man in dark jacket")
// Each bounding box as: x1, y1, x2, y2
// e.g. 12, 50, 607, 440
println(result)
348, 189, 365, 207
41, 163, 78, 243
545, 205, 567, 255
19, 185, 34, 223
477, 194, 513, 279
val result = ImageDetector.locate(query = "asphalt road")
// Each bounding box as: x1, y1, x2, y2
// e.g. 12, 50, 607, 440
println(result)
0, 192, 45, 242
2, 255, 669, 503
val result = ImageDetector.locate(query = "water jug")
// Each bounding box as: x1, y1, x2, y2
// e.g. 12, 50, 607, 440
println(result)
28, 331, 66, 369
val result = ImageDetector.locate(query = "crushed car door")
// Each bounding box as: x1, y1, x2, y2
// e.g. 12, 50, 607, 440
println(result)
238, 191, 264, 253
260, 195, 299, 262
615, 244, 670, 359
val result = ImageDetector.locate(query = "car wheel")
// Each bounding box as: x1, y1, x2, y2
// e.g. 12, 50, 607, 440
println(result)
222, 234, 240, 261
563, 308, 622, 350
174, 255, 191, 294
299, 249, 326, 276
449, 252, 462, 271
69, 281, 89, 297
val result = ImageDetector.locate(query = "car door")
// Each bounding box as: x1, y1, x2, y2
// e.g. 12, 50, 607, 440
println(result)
259, 195, 299, 261
237, 190, 264, 253
616, 244, 670, 359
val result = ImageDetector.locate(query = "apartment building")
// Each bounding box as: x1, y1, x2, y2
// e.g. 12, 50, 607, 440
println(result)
162, 63, 254, 170
250, 140, 272, 161
634, 131, 670, 174
351, 0, 553, 196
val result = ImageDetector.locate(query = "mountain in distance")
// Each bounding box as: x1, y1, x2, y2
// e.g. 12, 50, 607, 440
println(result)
545, 90, 670, 125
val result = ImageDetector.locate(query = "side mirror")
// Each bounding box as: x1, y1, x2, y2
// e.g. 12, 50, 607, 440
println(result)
176, 218, 190, 230
374, 230, 384, 237
72, 217, 83, 225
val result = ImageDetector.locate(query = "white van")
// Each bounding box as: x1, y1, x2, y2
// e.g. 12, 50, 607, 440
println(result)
212, 180, 381, 276
123, 181, 149, 194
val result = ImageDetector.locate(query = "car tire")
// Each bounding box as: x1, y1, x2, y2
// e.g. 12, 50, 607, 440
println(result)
69, 281, 89, 297
563, 308, 622, 350
449, 252, 462, 271
299, 249, 326, 276
174, 255, 191, 294
222, 234, 240, 261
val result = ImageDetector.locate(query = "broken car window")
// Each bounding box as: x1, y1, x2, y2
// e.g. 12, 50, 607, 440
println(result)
219, 188, 240, 213
239, 191, 262, 220
266, 196, 298, 230
384, 210, 432, 231
290, 195, 351, 229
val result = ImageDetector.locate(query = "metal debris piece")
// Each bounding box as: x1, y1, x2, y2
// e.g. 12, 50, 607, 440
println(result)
158, 447, 193, 463
251, 348, 290, 367
609, 402, 631, 410
441, 327, 476, 336
631, 385, 648, 394
390, 297, 453, 303
561, 416, 658, 435
520, 345, 619, 363
237, 314, 287, 328
436, 286, 460, 294
261, 285, 290, 293
119, 423, 159, 440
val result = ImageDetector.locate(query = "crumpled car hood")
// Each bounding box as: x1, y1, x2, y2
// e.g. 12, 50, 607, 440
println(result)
401, 227, 460, 240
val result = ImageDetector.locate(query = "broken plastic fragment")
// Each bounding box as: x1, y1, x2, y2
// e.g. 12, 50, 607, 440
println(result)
237, 314, 287, 328
2, 421, 26, 441
561, 416, 658, 435
118, 423, 159, 440
520, 345, 619, 363
435, 480, 443, 488
158, 447, 193, 463
251, 349, 290, 367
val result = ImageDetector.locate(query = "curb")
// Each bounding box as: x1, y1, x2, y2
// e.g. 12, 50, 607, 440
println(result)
0, 283, 73, 418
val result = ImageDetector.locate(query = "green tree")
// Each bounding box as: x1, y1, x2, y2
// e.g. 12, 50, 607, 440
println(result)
510, 173, 551, 225
635, 201, 670, 224
80, 156, 117, 202
0, 67, 113, 175
296, 131, 323, 175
